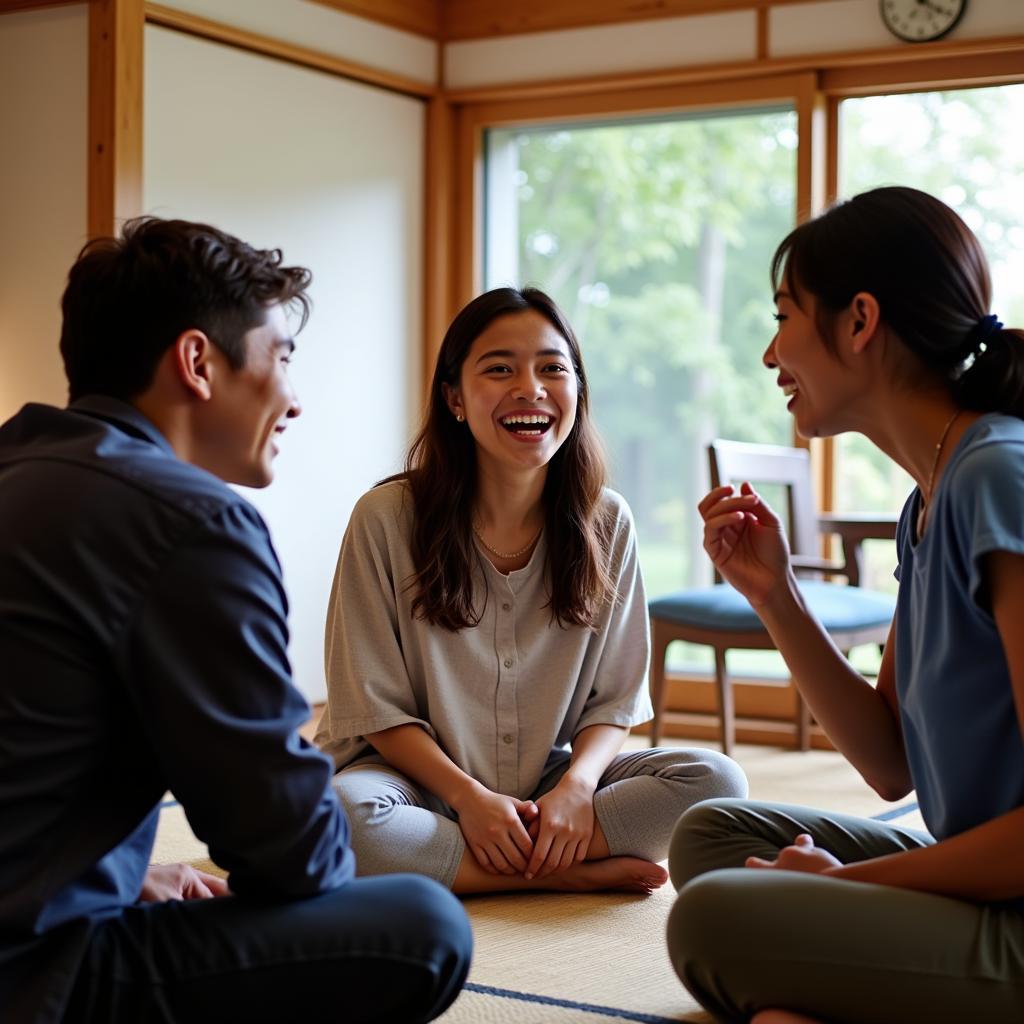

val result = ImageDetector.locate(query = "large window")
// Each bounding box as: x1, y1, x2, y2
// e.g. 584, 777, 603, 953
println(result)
835, 84, 1024, 592
485, 108, 797, 623
478, 78, 1024, 683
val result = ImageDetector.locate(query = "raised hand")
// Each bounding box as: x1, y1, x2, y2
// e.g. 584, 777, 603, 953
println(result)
523, 774, 596, 880
698, 482, 791, 605
456, 783, 537, 875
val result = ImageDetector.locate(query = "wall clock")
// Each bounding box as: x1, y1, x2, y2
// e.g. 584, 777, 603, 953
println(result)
880, 0, 967, 43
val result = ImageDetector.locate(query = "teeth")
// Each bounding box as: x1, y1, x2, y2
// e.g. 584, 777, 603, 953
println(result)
781, 383, 798, 397
501, 414, 552, 425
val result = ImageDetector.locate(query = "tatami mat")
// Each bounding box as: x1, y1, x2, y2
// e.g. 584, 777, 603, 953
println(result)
152, 741, 924, 1022
442, 986, 713, 1024
441, 887, 704, 1022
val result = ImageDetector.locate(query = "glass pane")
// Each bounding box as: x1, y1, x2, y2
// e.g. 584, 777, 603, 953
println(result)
837, 85, 1024, 598
485, 110, 798, 646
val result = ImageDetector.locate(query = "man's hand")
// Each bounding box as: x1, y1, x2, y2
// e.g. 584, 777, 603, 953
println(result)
140, 862, 230, 902
746, 833, 842, 874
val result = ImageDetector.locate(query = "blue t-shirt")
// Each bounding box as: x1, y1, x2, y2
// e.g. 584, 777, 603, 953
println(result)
894, 413, 1024, 842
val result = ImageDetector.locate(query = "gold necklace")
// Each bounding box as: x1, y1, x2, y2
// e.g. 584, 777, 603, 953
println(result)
923, 408, 962, 505
473, 524, 543, 560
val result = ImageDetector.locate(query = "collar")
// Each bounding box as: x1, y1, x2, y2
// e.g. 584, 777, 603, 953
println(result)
69, 395, 177, 457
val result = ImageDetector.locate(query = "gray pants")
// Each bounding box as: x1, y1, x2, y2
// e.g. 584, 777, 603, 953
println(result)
333, 747, 747, 888
667, 798, 1024, 1024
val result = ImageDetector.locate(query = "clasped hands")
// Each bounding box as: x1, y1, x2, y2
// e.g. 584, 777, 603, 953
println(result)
457, 775, 597, 880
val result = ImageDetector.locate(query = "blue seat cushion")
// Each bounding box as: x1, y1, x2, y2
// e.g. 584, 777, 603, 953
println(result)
649, 580, 895, 633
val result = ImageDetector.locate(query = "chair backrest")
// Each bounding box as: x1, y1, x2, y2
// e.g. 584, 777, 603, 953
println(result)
708, 439, 818, 557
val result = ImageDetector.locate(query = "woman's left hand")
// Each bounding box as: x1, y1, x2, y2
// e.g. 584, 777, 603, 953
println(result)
746, 833, 842, 875
524, 775, 596, 879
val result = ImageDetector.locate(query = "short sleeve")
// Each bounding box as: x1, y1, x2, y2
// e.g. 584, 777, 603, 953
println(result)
320, 487, 435, 748
573, 493, 653, 735
951, 441, 1024, 609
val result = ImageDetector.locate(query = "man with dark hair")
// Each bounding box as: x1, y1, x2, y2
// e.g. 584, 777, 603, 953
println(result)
0, 217, 472, 1023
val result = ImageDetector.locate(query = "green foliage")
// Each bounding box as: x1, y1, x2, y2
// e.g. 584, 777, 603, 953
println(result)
489, 111, 797, 588
485, 85, 1024, 598
837, 84, 1024, 522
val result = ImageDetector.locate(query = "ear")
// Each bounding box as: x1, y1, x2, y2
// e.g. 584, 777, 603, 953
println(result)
846, 292, 882, 355
170, 329, 216, 401
441, 382, 463, 420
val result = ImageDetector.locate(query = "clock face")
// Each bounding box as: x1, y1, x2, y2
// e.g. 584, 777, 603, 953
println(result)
880, 0, 967, 43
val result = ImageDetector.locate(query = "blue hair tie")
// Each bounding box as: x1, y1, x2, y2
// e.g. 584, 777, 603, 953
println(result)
950, 314, 1003, 380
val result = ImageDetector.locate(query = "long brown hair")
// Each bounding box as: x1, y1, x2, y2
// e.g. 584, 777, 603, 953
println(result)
771, 186, 1024, 416
389, 287, 614, 631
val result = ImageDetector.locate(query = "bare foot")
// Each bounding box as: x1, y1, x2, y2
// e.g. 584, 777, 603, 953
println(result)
532, 856, 669, 895
453, 846, 668, 895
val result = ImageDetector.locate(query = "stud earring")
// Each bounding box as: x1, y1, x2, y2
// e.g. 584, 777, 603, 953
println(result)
456, 413, 464, 423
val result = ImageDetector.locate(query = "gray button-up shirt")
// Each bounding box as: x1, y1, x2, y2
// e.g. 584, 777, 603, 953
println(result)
316, 481, 652, 799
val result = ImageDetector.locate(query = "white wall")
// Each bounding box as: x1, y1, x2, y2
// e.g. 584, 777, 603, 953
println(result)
445, 0, 1024, 89
145, 24, 424, 702
446, 9, 757, 88
0, 6, 88, 421
156, 0, 437, 85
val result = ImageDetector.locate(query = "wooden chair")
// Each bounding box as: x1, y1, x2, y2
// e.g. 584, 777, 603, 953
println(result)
648, 439, 897, 754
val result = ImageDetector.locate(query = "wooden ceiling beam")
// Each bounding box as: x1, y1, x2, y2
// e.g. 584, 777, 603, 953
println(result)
300, 1, 848, 43
306, 0, 440, 39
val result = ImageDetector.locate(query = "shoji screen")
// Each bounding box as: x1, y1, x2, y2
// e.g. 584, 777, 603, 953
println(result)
145, 24, 424, 701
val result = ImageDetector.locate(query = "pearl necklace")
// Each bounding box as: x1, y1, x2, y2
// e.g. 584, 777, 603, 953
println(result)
473, 524, 543, 560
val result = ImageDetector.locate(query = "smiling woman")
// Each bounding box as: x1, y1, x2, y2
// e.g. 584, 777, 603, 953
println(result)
667, 187, 1024, 1024
312, 286, 748, 899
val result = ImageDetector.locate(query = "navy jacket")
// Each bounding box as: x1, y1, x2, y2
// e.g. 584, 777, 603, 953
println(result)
0, 397, 354, 1022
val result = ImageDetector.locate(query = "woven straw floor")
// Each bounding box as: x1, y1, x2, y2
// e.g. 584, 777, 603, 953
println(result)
153, 741, 924, 1022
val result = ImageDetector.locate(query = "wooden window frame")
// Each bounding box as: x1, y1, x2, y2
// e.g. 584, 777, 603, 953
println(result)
443, 45, 1024, 743
5, 0, 1024, 741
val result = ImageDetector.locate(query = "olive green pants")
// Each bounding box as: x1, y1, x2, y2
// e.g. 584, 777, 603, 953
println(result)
666, 799, 1024, 1023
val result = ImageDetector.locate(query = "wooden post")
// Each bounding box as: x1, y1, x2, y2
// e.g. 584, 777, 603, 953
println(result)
88, 0, 143, 238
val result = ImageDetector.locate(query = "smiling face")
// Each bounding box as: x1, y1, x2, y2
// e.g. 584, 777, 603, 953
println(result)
444, 309, 579, 477
763, 284, 862, 440
202, 303, 301, 487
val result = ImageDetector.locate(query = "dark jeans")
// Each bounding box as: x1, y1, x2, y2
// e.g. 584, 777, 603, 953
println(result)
63, 874, 472, 1023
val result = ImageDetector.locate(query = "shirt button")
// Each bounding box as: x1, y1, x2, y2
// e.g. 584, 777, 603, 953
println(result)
503, 658, 513, 668
502, 602, 511, 611
502, 734, 513, 744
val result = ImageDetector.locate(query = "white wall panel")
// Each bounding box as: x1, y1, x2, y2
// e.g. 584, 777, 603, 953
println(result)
771, 0, 1024, 58
157, 0, 437, 84
146, 24, 424, 701
445, 10, 757, 89
954, 0, 1024, 41
771, 0, 901, 56
0, 6, 88, 420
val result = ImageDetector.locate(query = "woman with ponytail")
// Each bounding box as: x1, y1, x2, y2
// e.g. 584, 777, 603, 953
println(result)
668, 186, 1024, 1022
316, 287, 746, 896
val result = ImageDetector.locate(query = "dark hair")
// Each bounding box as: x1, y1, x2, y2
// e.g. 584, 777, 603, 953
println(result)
60, 216, 312, 401
771, 186, 1024, 416
390, 286, 614, 631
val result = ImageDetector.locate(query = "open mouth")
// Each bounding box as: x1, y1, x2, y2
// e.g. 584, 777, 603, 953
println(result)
499, 413, 554, 437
